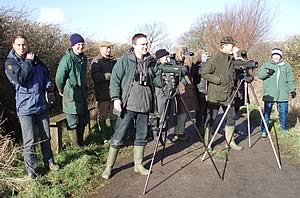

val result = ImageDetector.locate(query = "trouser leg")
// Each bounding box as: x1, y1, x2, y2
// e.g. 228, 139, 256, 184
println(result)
36, 110, 55, 166
261, 101, 273, 133
19, 115, 38, 176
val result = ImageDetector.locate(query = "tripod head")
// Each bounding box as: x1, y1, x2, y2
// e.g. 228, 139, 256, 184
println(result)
233, 59, 258, 83
158, 63, 188, 97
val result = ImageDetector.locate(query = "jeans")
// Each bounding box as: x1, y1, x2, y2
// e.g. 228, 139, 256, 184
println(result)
18, 110, 54, 175
261, 101, 288, 133
111, 110, 149, 148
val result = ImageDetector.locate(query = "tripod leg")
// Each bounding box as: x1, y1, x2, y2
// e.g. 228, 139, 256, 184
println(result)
248, 83, 282, 170
201, 104, 232, 161
178, 95, 222, 179
244, 82, 251, 148
202, 80, 244, 161
246, 101, 251, 147
143, 98, 171, 194
160, 128, 167, 165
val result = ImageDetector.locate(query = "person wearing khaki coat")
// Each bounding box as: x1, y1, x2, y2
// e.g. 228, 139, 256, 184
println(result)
202, 36, 243, 151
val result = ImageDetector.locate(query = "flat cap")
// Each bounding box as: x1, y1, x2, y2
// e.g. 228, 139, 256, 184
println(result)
220, 36, 236, 45
99, 41, 114, 47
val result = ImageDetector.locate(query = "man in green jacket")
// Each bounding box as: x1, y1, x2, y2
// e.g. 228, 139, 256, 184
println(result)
102, 33, 160, 179
202, 36, 243, 151
55, 33, 88, 147
258, 48, 296, 137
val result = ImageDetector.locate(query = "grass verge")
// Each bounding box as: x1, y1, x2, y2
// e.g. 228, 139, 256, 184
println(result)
1, 122, 133, 197
247, 104, 300, 168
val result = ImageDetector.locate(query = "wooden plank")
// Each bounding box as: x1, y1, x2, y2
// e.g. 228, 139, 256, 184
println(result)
49, 105, 95, 154
50, 123, 63, 154
50, 113, 66, 125
50, 105, 94, 126
50, 126, 59, 154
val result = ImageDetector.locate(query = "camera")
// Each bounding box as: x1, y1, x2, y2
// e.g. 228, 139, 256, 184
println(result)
233, 59, 258, 70
162, 72, 178, 90
158, 63, 188, 76
233, 59, 258, 83
158, 63, 188, 92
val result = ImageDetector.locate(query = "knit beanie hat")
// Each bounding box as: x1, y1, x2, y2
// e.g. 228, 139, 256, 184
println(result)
271, 48, 283, 57
155, 49, 170, 59
70, 33, 84, 46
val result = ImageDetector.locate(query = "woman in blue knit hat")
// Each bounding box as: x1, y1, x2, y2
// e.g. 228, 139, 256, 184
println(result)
55, 33, 88, 146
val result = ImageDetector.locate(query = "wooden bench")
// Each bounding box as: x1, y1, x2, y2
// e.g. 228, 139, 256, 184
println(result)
50, 105, 95, 154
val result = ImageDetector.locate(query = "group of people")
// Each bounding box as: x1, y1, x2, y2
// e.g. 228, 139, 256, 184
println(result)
4, 32, 296, 180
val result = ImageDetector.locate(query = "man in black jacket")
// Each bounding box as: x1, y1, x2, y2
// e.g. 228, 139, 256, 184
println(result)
90, 41, 117, 136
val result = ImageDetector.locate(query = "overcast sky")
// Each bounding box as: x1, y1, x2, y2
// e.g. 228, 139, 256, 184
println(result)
1, 0, 300, 44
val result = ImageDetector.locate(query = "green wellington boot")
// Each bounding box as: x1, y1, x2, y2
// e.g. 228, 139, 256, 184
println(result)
204, 127, 213, 150
98, 119, 106, 132
133, 146, 149, 175
77, 126, 85, 146
225, 126, 243, 151
102, 146, 119, 179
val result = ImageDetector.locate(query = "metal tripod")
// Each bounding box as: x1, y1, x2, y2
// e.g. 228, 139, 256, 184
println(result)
201, 78, 282, 170
143, 88, 222, 194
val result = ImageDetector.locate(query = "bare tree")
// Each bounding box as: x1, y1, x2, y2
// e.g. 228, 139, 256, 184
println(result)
178, 14, 219, 52
156, 38, 174, 53
179, 0, 273, 52
134, 21, 168, 52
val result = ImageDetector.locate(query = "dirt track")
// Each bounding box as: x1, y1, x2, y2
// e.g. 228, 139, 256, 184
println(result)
87, 116, 300, 198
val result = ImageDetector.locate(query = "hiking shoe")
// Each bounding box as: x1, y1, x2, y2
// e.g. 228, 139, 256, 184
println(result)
177, 134, 189, 141
167, 134, 189, 143
27, 172, 38, 179
49, 163, 60, 171
280, 128, 289, 133
261, 132, 267, 138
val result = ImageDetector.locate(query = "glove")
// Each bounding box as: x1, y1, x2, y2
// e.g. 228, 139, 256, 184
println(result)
104, 73, 111, 80
266, 68, 275, 76
46, 91, 56, 105
46, 84, 55, 92
290, 91, 296, 98
244, 76, 254, 83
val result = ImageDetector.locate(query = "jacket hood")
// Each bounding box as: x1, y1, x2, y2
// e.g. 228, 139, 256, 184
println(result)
65, 48, 85, 59
7, 49, 21, 60
65, 48, 76, 60
65, 48, 87, 64
125, 47, 153, 62
7, 49, 42, 64
271, 59, 285, 66
90, 53, 115, 65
